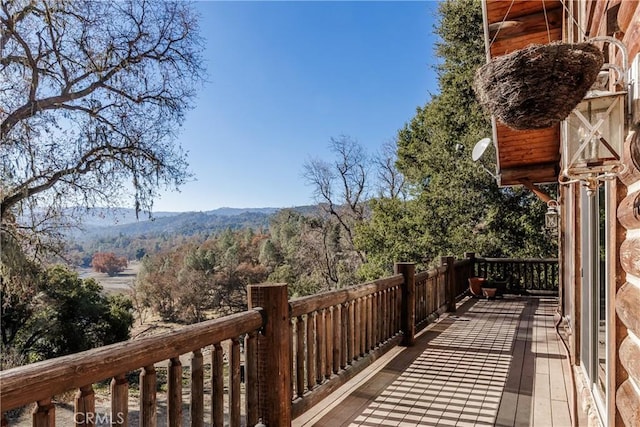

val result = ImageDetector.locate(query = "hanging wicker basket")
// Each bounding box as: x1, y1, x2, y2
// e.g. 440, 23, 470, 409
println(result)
474, 42, 604, 130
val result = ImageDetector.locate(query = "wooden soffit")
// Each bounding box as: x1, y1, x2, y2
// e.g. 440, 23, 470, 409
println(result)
481, 0, 564, 187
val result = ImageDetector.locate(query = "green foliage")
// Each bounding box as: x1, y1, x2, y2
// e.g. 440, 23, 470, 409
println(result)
356, 0, 557, 276
1, 259, 134, 364
136, 229, 269, 323
135, 248, 147, 260
265, 209, 360, 297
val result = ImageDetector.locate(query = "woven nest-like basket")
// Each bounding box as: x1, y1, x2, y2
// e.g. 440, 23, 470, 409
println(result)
474, 42, 604, 130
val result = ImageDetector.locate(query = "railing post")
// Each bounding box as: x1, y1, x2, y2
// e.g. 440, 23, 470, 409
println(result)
75, 385, 95, 427
395, 262, 415, 347
465, 252, 476, 278
32, 398, 55, 427
442, 256, 457, 313
111, 374, 128, 427
248, 283, 292, 426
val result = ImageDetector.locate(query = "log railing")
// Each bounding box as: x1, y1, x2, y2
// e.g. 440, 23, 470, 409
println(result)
415, 265, 447, 330
288, 273, 405, 418
0, 310, 264, 427
472, 256, 559, 293
1, 255, 555, 426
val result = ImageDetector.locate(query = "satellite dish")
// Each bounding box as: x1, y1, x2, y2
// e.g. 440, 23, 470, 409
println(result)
472, 138, 491, 161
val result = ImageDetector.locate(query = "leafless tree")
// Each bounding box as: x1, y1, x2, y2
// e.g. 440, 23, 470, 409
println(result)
0, 0, 204, 255
303, 135, 369, 262
374, 140, 406, 200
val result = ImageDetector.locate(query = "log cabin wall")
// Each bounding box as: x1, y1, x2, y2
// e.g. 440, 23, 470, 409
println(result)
563, 1, 640, 425
611, 1, 640, 425
586, 1, 640, 425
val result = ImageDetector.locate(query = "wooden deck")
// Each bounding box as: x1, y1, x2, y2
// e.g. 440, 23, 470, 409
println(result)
294, 296, 575, 427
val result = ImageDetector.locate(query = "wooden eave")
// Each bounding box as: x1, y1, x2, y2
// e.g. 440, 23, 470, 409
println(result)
481, 0, 564, 187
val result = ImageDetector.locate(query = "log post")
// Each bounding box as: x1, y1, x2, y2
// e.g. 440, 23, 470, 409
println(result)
32, 398, 55, 427
442, 256, 457, 313
395, 262, 416, 346
75, 385, 95, 427
247, 283, 292, 426
110, 374, 128, 427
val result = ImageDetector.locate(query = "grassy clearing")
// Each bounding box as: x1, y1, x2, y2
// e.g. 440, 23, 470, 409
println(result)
78, 261, 141, 295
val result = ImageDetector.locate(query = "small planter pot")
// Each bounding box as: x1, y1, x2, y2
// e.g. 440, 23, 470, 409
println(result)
482, 288, 497, 299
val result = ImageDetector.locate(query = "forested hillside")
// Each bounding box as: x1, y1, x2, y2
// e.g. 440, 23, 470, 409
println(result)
66, 206, 317, 265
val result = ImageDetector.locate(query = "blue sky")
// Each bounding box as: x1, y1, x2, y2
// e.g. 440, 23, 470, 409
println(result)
153, 1, 441, 212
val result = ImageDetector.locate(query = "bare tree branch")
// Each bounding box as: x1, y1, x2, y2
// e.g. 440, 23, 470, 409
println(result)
1, 0, 204, 255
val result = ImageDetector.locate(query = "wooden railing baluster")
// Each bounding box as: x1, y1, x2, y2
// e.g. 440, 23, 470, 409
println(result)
373, 292, 380, 347
211, 343, 224, 427
306, 312, 316, 392
74, 385, 95, 427
296, 316, 305, 397
332, 305, 340, 374
168, 357, 182, 427
352, 300, 359, 359
190, 350, 204, 427
366, 295, 373, 351
140, 365, 157, 427
246, 331, 258, 426
316, 309, 326, 384
32, 398, 55, 427
290, 319, 295, 399
390, 288, 394, 336
382, 290, 388, 341
110, 374, 128, 427
348, 301, 355, 362
340, 303, 348, 369
230, 338, 241, 427
325, 308, 332, 379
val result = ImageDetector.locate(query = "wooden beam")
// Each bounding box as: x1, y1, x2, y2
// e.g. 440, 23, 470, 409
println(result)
488, 8, 563, 42
520, 179, 553, 203
498, 162, 560, 186
486, 0, 562, 24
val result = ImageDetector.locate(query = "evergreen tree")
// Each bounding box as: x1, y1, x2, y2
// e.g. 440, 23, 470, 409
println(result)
357, 0, 557, 276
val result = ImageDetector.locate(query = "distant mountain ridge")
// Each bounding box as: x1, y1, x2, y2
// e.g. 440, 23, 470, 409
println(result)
75, 206, 316, 239
78, 206, 281, 228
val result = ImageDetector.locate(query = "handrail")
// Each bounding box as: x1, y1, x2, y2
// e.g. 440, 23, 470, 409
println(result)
289, 274, 403, 317
0, 309, 264, 413
476, 257, 557, 263
288, 272, 406, 418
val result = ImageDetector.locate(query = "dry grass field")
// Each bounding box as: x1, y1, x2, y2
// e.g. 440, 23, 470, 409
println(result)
78, 261, 141, 295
